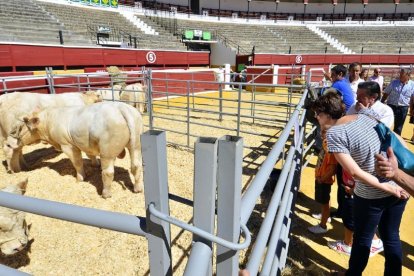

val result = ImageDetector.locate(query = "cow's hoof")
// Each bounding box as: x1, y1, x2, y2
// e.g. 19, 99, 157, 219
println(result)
133, 184, 143, 193
102, 190, 111, 198
76, 174, 85, 182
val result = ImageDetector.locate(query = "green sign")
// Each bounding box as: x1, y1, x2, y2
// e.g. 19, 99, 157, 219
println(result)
71, 0, 117, 8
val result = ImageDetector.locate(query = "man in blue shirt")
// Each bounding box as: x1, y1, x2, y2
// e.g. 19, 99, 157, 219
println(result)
381, 68, 414, 135
329, 64, 355, 112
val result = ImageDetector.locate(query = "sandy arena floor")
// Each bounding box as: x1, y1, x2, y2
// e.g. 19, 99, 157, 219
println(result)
0, 90, 298, 275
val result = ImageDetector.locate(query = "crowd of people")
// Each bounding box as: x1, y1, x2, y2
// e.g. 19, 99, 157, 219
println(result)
307, 64, 414, 275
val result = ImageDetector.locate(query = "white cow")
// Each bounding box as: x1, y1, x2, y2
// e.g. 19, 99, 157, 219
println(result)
8, 102, 144, 198
0, 92, 102, 173
94, 83, 147, 114
121, 83, 147, 114
0, 178, 29, 255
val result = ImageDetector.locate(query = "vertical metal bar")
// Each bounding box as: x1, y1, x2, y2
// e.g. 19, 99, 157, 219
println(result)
86, 74, 91, 90
192, 137, 218, 276
147, 69, 154, 130
166, 78, 169, 108
216, 136, 243, 276
2, 78, 8, 94
186, 81, 190, 147
251, 81, 256, 124
77, 75, 81, 92
192, 81, 195, 109
236, 85, 242, 137
141, 130, 172, 276
219, 83, 223, 121
46, 67, 56, 94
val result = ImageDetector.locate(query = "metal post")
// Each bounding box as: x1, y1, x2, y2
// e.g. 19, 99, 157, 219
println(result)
46, 67, 56, 94
147, 69, 154, 130
218, 0, 221, 21
166, 78, 170, 108
237, 85, 242, 137
1, 78, 8, 94
216, 136, 243, 276
219, 83, 223, 121
186, 81, 190, 147
59, 30, 64, 45
77, 75, 81, 92
141, 130, 172, 276
86, 74, 91, 90
192, 137, 218, 276
274, 0, 279, 23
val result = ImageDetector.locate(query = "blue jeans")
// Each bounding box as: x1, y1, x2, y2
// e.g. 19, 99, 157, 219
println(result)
346, 195, 407, 276
388, 105, 408, 135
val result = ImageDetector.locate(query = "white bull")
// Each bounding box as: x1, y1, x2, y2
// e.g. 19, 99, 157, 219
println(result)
9, 102, 144, 198
0, 178, 29, 255
95, 83, 147, 114
0, 92, 102, 173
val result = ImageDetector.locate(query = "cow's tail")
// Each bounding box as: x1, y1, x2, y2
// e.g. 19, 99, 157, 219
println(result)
118, 103, 139, 152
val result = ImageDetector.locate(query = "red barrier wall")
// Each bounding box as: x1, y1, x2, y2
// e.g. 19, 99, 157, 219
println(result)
0, 44, 210, 71
252, 54, 414, 66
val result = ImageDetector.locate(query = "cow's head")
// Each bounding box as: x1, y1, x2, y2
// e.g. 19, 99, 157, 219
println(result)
82, 91, 103, 104
0, 178, 29, 255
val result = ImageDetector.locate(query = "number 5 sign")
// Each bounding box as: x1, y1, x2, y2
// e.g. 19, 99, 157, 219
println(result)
146, 51, 157, 64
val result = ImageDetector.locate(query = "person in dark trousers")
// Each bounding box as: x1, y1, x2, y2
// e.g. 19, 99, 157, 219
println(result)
381, 68, 414, 135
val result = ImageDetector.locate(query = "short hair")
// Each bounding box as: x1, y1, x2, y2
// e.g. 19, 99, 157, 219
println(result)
331, 64, 347, 77
312, 92, 345, 119
357, 81, 381, 101
400, 68, 412, 75
349, 62, 362, 70
374, 68, 381, 73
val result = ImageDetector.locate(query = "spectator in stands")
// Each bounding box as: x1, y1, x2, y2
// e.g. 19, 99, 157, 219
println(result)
328, 82, 392, 257
347, 62, 365, 101
360, 68, 369, 81
314, 91, 409, 276
381, 68, 414, 135
369, 68, 384, 92
308, 90, 339, 235
375, 147, 414, 196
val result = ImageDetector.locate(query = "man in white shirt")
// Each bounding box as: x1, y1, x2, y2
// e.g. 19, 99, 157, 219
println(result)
347, 62, 365, 101
347, 81, 394, 128
369, 68, 384, 92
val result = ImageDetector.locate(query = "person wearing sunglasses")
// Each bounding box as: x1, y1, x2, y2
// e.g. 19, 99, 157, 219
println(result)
369, 68, 384, 92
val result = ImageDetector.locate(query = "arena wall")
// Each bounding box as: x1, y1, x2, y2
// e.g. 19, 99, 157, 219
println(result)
0, 44, 210, 72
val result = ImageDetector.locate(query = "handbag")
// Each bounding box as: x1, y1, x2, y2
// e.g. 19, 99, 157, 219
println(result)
374, 122, 414, 175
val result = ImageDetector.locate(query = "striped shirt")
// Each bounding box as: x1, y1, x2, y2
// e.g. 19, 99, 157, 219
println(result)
383, 79, 414, 106
327, 114, 396, 199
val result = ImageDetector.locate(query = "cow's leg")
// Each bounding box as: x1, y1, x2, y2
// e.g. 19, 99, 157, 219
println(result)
18, 150, 29, 170
7, 149, 21, 173
128, 147, 143, 193
61, 145, 85, 181
100, 158, 114, 198
86, 154, 100, 167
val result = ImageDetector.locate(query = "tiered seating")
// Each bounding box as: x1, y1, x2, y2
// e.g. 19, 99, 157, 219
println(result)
0, 0, 91, 46
151, 17, 341, 54
264, 26, 340, 54
36, 1, 187, 50
134, 15, 187, 50
37, 1, 142, 46
319, 26, 414, 54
